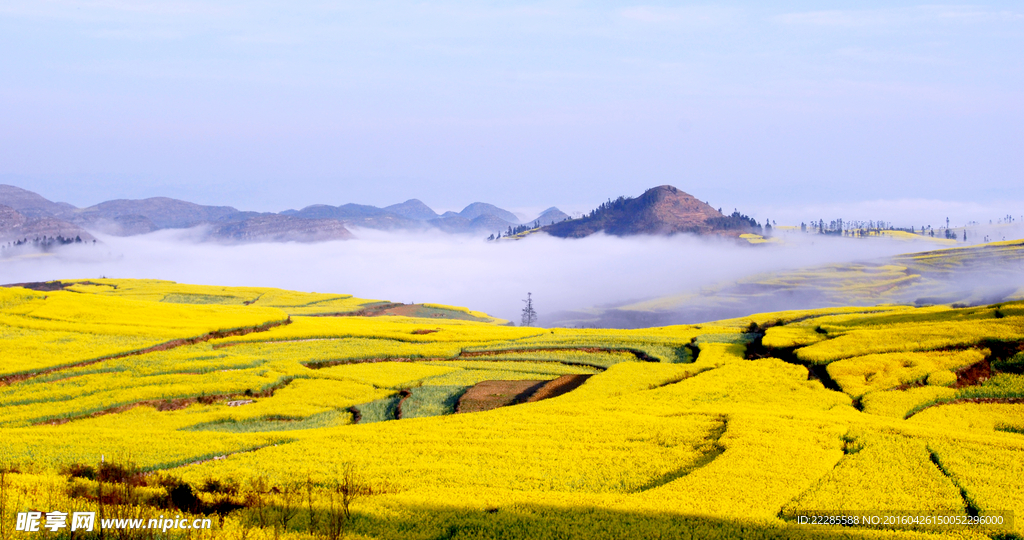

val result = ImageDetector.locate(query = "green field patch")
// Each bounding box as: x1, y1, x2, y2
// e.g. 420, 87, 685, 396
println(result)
354, 395, 402, 423
400, 386, 470, 418
419, 369, 561, 387
161, 293, 250, 305
182, 409, 352, 432
423, 360, 600, 376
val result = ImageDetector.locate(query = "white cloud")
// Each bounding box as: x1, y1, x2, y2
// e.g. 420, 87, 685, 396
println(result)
773, 6, 1024, 28
773, 9, 897, 28
1, 228, 941, 325
619, 5, 734, 24
0, 0, 237, 20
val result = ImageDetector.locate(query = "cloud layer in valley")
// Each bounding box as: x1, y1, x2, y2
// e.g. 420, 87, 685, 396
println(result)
9, 226, 1017, 326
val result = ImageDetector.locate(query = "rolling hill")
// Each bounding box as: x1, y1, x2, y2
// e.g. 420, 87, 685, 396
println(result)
542, 185, 760, 238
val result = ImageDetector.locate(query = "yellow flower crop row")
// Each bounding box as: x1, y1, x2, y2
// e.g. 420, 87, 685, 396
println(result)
223, 338, 468, 365
795, 318, 1022, 364
0, 287, 288, 377
927, 439, 1024, 534
316, 359, 592, 389
420, 302, 496, 321
910, 402, 1024, 432
600, 359, 852, 419
783, 432, 967, 519
416, 368, 559, 387
60, 278, 386, 315
762, 325, 828, 348
860, 386, 958, 419
424, 360, 600, 376
0, 426, 290, 471
827, 350, 987, 398
2, 289, 286, 337
0, 286, 45, 308
2, 278, 1023, 539
177, 409, 728, 495
643, 413, 848, 522
214, 315, 545, 345
957, 373, 1024, 400
0, 325, 163, 377
58, 378, 391, 435
452, 349, 637, 368
0, 367, 296, 427
316, 362, 456, 389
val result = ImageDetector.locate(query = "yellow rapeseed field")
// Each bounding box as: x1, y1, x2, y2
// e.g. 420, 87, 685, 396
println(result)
1, 279, 1021, 539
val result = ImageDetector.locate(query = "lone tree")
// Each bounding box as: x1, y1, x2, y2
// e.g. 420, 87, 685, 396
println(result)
521, 293, 537, 327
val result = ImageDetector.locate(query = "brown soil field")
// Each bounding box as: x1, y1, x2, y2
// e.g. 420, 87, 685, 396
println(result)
525, 374, 592, 402
455, 380, 547, 414
455, 374, 593, 414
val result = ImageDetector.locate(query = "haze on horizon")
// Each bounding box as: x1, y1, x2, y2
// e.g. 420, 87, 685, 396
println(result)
3, 223, 1023, 326
1, 1, 1022, 219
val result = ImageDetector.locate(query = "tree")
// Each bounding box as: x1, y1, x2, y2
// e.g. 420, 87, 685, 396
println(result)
521, 293, 537, 327
324, 463, 366, 540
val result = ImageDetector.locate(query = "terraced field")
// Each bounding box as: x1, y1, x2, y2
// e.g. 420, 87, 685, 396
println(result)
1, 277, 1022, 539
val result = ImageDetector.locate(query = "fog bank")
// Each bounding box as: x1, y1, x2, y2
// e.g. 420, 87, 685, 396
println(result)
5, 227, 985, 325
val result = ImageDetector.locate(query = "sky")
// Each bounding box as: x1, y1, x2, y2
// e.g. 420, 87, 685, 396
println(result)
1, 1, 1022, 221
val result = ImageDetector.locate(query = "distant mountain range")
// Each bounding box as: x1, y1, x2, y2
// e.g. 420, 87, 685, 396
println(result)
1, 183, 759, 246
0, 184, 567, 244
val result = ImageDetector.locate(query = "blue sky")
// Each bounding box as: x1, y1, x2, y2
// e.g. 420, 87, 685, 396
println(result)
1, 1, 1022, 220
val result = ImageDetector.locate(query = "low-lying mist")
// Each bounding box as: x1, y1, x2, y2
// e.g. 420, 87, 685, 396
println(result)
2, 226, 1021, 327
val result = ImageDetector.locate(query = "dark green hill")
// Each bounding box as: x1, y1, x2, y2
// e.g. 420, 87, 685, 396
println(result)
542, 185, 760, 238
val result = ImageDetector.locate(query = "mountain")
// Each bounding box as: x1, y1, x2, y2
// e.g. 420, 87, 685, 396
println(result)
542, 185, 760, 238
458, 202, 520, 224
467, 214, 518, 232
384, 199, 439, 221
5, 183, 728, 242
424, 201, 522, 234
531, 207, 569, 226
75, 214, 159, 236
287, 200, 522, 233
428, 213, 517, 234
72, 197, 243, 229
287, 204, 422, 230
427, 215, 473, 234
206, 215, 353, 243
0, 184, 76, 219
0, 205, 95, 244
0, 205, 28, 231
